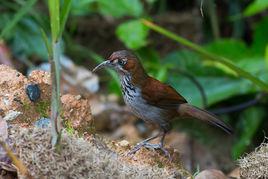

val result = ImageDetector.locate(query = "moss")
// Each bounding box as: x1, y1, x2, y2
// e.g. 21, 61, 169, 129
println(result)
63, 119, 75, 135
22, 102, 31, 111
156, 159, 164, 168
85, 120, 96, 134
36, 100, 50, 118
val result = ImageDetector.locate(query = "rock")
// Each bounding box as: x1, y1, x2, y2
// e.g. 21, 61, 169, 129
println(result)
117, 140, 130, 147
195, 169, 228, 179
91, 95, 135, 132
0, 116, 8, 141
3, 110, 22, 121
0, 65, 35, 123
61, 94, 92, 132
111, 123, 141, 143
228, 167, 240, 179
0, 65, 92, 133
35, 117, 51, 128
25, 84, 41, 102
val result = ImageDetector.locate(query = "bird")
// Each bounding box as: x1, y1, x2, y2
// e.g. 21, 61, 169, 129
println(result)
93, 50, 232, 157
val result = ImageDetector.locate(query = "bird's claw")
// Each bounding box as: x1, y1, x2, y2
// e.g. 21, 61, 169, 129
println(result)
127, 142, 172, 160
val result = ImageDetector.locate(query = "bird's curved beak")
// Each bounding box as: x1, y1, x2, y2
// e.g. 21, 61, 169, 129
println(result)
92, 60, 110, 72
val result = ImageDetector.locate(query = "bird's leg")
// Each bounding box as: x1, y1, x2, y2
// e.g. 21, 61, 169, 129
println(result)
142, 131, 171, 159
128, 131, 171, 159
127, 132, 161, 155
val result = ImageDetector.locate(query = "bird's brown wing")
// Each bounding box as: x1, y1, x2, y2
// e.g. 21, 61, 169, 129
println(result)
141, 77, 187, 109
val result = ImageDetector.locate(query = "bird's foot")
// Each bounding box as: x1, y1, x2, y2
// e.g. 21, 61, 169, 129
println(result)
127, 142, 171, 160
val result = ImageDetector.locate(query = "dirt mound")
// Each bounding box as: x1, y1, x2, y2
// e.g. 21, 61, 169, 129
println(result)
8, 126, 188, 178
239, 142, 268, 178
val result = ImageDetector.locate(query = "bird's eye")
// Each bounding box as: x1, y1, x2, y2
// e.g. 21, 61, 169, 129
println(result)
118, 59, 126, 66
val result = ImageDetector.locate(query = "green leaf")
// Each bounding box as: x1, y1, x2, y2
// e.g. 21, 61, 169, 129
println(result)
163, 49, 267, 107
71, 0, 95, 16
232, 107, 265, 159
59, 0, 73, 38
48, 0, 60, 42
251, 17, 268, 55
204, 39, 258, 76
266, 45, 268, 69
244, 0, 268, 17
40, 28, 52, 58
142, 19, 268, 92
11, 18, 47, 59
0, 0, 37, 39
163, 50, 224, 77
168, 76, 255, 107
116, 20, 149, 49
205, 39, 249, 61
97, 0, 143, 18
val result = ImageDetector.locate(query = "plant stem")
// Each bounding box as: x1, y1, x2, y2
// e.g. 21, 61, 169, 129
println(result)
141, 19, 268, 92
50, 41, 62, 147
207, 0, 220, 39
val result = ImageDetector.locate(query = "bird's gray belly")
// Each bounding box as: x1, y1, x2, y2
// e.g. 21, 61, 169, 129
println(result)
123, 93, 170, 130
120, 75, 171, 131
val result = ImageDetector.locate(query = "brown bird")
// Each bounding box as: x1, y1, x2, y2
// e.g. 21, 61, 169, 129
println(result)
93, 50, 232, 157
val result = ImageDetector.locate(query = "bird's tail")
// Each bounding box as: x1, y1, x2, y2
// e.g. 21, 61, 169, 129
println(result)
177, 103, 233, 134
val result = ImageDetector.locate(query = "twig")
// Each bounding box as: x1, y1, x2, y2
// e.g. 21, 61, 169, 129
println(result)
141, 19, 268, 92
171, 69, 208, 108
200, 0, 204, 17
0, 140, 32, 178
210, 93, 265, 115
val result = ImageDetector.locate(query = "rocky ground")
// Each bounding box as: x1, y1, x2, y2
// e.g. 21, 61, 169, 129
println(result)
0, 64, 264, 179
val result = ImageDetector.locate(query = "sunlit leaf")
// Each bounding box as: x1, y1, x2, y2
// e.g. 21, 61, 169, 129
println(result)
48, 0, 60, 42
244, 0, 268, 17
205, 39, 249, 61
142, 19, 268, 92
97, 0, 143, 18
251, 17, 268, 55
60, 0, 73, 38
116, 20, 149, 49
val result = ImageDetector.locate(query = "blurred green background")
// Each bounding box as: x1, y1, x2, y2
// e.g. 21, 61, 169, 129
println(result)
0, 0, 268, 162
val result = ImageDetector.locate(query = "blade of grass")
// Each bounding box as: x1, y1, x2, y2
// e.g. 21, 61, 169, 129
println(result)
40, 28, 52, 57
141, 19, 268, 92
0, 0, 37, 39
48, 0, 60, 42
59, 0, 72, 38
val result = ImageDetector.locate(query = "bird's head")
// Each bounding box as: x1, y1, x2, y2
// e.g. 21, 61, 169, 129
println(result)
93, 50, 142, 76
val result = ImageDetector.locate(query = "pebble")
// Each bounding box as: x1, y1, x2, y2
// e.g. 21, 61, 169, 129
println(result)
26, 84, 41, 102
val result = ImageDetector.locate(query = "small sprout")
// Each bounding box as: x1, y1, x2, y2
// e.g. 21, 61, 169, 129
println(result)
26, 84, 41, 102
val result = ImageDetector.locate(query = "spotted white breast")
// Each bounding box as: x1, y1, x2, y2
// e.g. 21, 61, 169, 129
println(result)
119, 75, 170, 129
